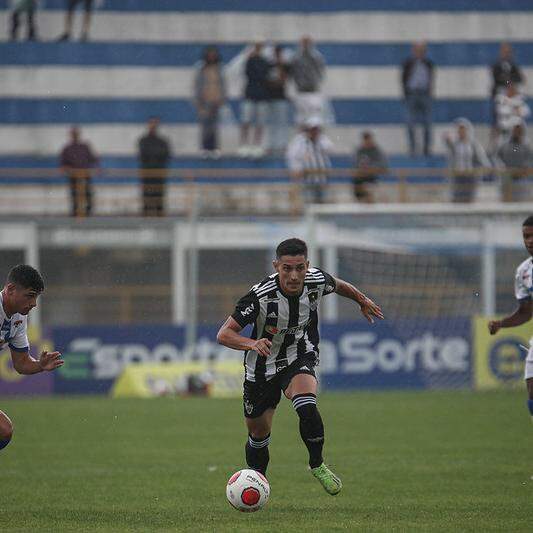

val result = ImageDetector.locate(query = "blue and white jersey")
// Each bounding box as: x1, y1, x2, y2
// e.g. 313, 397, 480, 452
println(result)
515, 257, 533, 302
0, 292, 29, 353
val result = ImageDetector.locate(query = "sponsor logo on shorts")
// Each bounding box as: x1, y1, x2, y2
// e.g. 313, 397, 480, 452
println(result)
244, 399, 254, 415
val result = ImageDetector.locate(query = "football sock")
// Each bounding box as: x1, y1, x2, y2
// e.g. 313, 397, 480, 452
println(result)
0, 437, 11, 450
245, 434, 270, 475
292, 393, 324, 468
527, 399, 533, 418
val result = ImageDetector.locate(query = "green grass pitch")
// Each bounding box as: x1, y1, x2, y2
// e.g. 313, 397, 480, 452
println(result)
1, 390, 532, 532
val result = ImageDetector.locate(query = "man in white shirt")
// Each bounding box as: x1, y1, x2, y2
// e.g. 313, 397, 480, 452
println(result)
0, 265, 63, 451
286, 117, 334, 204
488, 216, 533, 419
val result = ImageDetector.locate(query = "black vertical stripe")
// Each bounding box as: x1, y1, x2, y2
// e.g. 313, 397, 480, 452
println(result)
254, 288, 278, 383
302, 283, 320, 360
275, 294, 300, 372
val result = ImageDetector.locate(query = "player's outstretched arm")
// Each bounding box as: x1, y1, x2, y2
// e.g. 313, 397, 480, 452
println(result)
333, 277, 384, 324
216, 316, 271, 357
488, 300, 532, 335
10, 349, 64, 375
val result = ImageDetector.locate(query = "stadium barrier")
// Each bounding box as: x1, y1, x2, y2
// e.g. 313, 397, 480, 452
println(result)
0, 166, 531, 216
0, 317, 528, 396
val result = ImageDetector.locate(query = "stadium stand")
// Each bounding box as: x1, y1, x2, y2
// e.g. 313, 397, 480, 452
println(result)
0, 0, 531, 205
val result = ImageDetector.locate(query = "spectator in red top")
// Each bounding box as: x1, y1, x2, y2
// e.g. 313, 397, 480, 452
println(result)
60, 126, 99, 217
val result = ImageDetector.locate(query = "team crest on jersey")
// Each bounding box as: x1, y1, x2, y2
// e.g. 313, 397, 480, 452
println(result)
308, 290, 319, 311
14, 320, 22, 327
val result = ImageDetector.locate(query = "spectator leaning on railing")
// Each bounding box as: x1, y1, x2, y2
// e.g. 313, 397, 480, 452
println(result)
286, 116, 333, 204
60, 126, 99, 217
352, 131, 388, 203
443, 118, 491, 203
495, 120, 533, 202
138, 117, 171, 217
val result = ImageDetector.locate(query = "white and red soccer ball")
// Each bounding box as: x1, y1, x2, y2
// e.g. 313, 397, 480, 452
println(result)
226, 469, 270, 512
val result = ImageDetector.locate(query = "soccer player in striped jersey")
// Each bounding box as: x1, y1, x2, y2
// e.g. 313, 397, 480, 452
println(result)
0, 265, 64, 452
488, 216, 533, 418
217, 238, 383, 495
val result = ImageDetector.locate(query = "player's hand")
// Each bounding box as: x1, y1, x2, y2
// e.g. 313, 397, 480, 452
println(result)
251, 338, 272, 357
359, 297, 384, 324
38, 351, 64, 371
488, 320, 501, 335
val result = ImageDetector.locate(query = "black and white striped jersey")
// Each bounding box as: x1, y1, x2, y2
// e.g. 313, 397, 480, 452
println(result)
231, 267, 337, 382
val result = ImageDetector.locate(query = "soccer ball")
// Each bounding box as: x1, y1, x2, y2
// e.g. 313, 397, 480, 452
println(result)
226, 469, 270, 512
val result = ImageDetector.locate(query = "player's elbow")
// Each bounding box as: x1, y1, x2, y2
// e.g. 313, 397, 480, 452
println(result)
12, 360, 26, 375
216, 328, 229, 346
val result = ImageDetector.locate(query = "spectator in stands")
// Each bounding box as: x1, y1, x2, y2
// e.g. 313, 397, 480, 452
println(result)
494, 83, 531, 142
443, 118, 491, 203
491, 43, 524, 102
193, 45, 226, 158
286, 116, 333, 204
495, 120, 532, 202
291, 36, 327, 127
58, 0, 98, 41
266, 44, 291, 156
138, 117, 171, 217
10, 0, 37, 41
353, 131, 388, 203
401, 42, 434, 157
60, 126, 99, 217
238, 41, 271, 158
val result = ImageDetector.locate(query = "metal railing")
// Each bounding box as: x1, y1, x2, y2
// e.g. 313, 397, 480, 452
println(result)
0, 166, 530, 216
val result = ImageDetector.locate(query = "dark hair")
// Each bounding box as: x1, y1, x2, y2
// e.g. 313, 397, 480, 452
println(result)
276, 238, 308, 259
523, 216, 533, 227
7, 265, 44, 292
203, 45, 221, 64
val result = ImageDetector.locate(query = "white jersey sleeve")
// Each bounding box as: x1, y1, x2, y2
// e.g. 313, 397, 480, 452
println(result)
515, 258, 533, 301
9, 315, 29, 352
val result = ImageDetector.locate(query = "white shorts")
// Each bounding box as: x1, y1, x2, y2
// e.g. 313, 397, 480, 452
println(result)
241, 100, 268, 126
524, 342, 533, 380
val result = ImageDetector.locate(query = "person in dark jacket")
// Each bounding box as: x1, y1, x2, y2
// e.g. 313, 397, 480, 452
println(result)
401, 42, 434, 157
138, 117, 171, 216
353, 131, 388, 203
60, 126, 99, 217
490, 42, 525, 127
238, 41, 271, 158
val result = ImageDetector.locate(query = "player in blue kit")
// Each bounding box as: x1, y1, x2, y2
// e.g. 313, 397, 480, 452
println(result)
0, 265, 64, 451
488, 216, 533, 418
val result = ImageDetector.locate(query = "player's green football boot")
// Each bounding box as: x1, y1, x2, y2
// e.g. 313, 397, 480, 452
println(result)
311, 463, 342, 495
